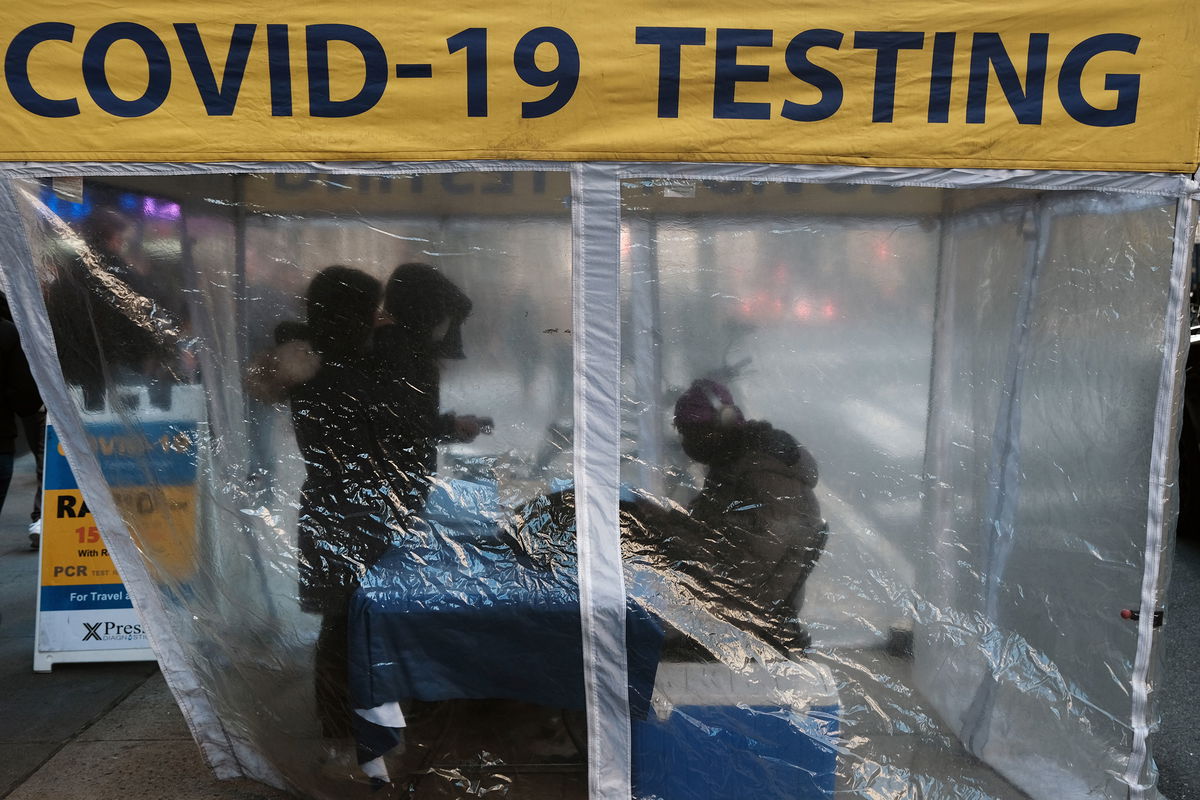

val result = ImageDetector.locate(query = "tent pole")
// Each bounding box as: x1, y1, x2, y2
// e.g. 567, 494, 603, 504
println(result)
917, 188, 958, 653
630, 215, 665, 497
1124, 192, 1199, 798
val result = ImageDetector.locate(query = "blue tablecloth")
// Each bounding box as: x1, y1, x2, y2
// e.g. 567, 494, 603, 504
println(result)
346, 482, 663, 721
632, 703, 838, 800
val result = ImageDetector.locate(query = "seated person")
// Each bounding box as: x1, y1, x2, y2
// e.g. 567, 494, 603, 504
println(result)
628, 379, 826, 658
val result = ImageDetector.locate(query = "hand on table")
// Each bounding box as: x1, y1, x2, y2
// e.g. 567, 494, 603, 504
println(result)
452, 414, 494, 443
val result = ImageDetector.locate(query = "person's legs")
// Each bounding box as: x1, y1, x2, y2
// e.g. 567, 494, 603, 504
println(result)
314, 602, 354, 739
0, 450, 13, 517
22, 411, 45, 523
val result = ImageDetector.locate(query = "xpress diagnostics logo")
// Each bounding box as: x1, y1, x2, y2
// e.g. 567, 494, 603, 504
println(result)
82, 620, 145, 642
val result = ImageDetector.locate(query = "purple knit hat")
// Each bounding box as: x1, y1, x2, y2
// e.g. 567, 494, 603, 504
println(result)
674, 379, 745, 428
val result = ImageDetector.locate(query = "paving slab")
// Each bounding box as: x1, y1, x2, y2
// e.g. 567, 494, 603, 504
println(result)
0, 660, 157, 745
5, 740, 291, 800
78, 672, 193, 743
0, 743, 60, 798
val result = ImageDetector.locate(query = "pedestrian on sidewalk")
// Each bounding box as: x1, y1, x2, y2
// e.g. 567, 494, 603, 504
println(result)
0, 291, 45, 546
1, 293, 43, 529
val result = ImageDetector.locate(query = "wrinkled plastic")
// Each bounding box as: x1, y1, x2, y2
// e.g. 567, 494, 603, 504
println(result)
0, 170, 1185, 800
618, 180, 1180, 800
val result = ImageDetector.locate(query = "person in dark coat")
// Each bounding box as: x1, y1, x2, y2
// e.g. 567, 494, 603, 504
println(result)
371, 262, 487, 507
285, 266, 408, 742
0, 293, 45, 547
1, 312, 42, 519
669, 378, 826, 654
45, 209, 179, 411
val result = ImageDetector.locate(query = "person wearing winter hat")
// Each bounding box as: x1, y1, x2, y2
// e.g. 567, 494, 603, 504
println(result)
280, 268, 412, 771
670, 378, 826, 655
370, 262, 490, 506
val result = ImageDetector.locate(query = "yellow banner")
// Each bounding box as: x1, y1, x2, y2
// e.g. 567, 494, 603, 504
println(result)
0, 0, 1197, 170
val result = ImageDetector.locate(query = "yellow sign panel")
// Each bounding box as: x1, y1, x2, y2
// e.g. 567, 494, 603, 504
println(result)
0, 1, 1197, 170
41, 489, 122, 587
112, 485, 198, 583
36, 423, 164, 663
40, 422, 199, 587
39, 486, 195, 588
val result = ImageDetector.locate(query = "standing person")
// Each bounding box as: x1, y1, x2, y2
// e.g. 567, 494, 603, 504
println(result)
280, 267, 407, 761
241, 254, 305, 495
45, 209, 179, 411
0, 291, 44, 546
1, 310, 42, 520
670, 378, 826, 654
20, 407, 45, 550
371, 262, 488, 508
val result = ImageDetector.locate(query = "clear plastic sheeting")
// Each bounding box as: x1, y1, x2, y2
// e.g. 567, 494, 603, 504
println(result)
919, 191, 1178, 798
0, 167, 1187, 800
11, 171, 594, 798
617, 179, 1178, 800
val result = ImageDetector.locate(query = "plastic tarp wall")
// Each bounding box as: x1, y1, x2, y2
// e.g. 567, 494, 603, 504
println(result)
0, 164, 1193, 800
918, 189, 1183, 797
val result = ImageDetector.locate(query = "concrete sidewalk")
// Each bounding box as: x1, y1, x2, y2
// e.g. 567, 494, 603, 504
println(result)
0, 451, 286, 800
4, 673, 287, 800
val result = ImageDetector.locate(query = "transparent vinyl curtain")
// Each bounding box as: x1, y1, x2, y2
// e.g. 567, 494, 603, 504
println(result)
0, 165, 1188, 800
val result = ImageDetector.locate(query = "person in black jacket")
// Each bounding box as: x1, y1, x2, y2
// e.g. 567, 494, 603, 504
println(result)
371, 263, 488, 508
249, 264, 488, 759
1, 316, 42, 517
625, 379, 825, 659
0, 293, 44, 551
672, 378, 826, 654
286, 267, 408, 743
45, 209, 180, 411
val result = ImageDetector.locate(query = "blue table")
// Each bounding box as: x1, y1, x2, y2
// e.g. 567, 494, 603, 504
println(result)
345, 483, 663, 761
342, 482, 841, 796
